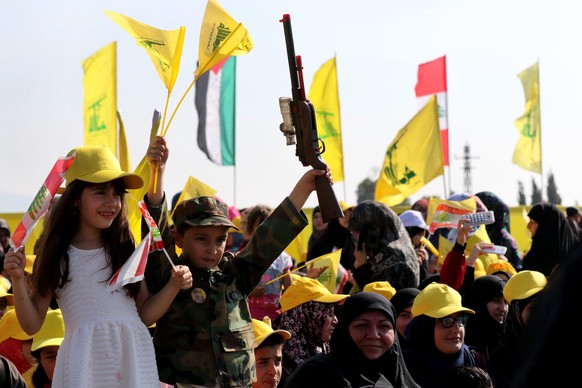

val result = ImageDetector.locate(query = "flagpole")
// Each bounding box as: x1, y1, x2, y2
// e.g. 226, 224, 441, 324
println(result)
537, 58, 544, 200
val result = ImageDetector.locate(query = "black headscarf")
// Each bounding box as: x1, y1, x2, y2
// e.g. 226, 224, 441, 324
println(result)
522, 202, 577, 276
330, 292, 420, 388
463, 275, 506, 359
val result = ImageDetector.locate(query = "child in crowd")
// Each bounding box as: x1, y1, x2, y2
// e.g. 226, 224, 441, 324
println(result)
251, 317, 291, 388
143, 136, 333, 387
4, 144, 192, 387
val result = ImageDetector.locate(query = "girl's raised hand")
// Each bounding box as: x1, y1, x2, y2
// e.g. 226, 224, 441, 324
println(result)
3, 247, 26, 281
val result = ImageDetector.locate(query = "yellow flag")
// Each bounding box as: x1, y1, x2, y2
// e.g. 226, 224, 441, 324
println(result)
512, 61, 541, 173
309, 249, 343, 293
169, 176, 218, 220
308, 57, 344, 182
105, 10, 185, 93
284, 208, 313, 264
375, 96, 443, 206
82, 42, 117, 155
127, 111, 161, 242
117, 111, 132, 172
195, 0, 253, 78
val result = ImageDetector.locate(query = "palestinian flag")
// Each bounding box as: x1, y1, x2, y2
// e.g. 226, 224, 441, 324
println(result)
195, 56, 236, 166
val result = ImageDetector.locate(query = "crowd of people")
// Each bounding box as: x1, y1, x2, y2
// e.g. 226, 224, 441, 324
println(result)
1, 136, 581, 387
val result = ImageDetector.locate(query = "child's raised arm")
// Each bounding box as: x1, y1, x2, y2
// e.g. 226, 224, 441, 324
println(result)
145, 135, 169, 207
288, 168, 333, 212
3, 248, 51, 334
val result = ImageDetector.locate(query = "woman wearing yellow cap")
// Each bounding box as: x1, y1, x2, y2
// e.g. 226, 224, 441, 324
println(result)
272, 277, 349, 385
488, 270, 546, 388
403, 282, 486, 388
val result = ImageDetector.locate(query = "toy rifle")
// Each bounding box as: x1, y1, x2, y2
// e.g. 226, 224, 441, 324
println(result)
278, 13, 344, 223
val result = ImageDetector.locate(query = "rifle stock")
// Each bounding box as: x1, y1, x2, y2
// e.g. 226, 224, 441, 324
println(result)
279, 13, 344, 223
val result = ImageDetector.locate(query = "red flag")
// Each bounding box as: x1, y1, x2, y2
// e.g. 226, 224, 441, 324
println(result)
107, 232, 151, 292
415, 56, 449, 165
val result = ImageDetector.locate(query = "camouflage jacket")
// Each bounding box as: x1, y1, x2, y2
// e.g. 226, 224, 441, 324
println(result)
143, 196, 307, 387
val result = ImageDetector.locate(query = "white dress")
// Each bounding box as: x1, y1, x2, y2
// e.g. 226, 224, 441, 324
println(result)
52, 245, 160, 387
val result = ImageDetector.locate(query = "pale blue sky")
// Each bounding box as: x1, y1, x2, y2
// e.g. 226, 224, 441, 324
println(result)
1, 0, 581, 213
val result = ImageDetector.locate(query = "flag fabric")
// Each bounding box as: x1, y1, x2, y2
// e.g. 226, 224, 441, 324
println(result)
512, 61, 541, 173
375, 96, 443, 206
195, 56, 236, 166
10, 155, 76, 249
308, 57, 344, 182
137, 201, 165, 251
107, 232, 151, 292
171, 176, 218, 217
105, 10, 185, 93
415, 55, 449, 166
117, 111, 132, 173
426, 196, 477, 234
308, 249, 348, 294
195, 0, 253, 79
82, 42, 117, 155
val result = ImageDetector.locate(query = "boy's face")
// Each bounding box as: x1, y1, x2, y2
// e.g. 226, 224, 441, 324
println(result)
253, 344, 284, 388
175, 225, 229, 269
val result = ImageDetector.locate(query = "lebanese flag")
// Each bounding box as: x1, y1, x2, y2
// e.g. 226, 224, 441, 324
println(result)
107, 232, 151, 292
195, 56, 236, 166
415, 55, 449, 166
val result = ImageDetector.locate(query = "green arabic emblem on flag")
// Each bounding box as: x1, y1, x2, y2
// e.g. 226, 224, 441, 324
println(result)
384, 141, 416, 186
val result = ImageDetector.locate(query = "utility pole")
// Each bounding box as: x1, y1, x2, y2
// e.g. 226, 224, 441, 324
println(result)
457, 143, 478, 193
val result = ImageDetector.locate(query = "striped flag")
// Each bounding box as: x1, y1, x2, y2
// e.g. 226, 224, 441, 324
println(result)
195, 56, 236, 166
107, 232, 150, 292
10, 154, 75, 250
415, 55, 449, 166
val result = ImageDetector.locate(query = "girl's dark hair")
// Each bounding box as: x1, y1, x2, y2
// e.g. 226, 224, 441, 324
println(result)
244, 205, 272, 235
30, 349, 51, 387
31, 179, 139, 298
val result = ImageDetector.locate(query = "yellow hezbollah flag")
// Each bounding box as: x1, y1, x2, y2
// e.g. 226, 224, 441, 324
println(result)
82, 42, 117, 155
375, 96, 443, 206
105, 10, 185, 93
195, 0, 253, 78
512, 61, 541, 174
309, 249, 343, 293
308, 57, 344, 182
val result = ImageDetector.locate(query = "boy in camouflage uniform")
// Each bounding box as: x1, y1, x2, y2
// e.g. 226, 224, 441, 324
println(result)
142, 136, 333, 387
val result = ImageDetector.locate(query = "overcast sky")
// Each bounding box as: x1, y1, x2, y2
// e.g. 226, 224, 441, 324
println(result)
1, 0, 581, 213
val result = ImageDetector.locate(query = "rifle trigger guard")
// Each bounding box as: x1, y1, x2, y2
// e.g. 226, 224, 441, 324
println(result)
317, 138, 326, 154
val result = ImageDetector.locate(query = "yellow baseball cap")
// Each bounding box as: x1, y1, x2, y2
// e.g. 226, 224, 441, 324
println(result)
486, 260, 517, 277
412, 282, 475, 318
279, 276, 349, 312
31, 309, 65, 352
363, 281, 397, 300
0, 309, 32, 343
503, 270, 547, 304
339, 201, 355, 212
65, 145, 143, 189
252, 316, 291, 347
0, 287, 13, 306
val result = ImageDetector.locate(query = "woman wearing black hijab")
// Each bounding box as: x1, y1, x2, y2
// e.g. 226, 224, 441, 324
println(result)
284, 292, 419, 388
462, 275, 508, 360
522, 202, 577, 276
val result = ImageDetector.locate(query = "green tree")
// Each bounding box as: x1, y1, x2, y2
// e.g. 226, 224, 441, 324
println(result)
518, 181, 526, 205
531, 178, 542, 205
546, 171, 562, 205
356, 177, 376, 203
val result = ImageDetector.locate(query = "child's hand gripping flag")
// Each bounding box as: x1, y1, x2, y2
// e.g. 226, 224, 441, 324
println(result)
10, 154, 76, 250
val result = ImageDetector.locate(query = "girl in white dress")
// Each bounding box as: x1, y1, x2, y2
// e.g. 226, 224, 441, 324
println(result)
4, 144, 192, 387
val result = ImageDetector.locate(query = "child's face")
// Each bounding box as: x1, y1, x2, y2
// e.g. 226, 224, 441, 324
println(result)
175, 225, 229, 269
78, 183, 122, 232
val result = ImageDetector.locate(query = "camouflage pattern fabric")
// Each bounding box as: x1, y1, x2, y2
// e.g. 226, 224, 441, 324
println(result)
143, 196, 307, 386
